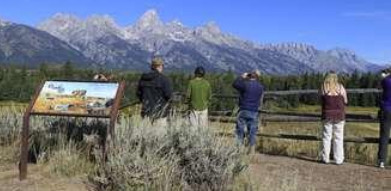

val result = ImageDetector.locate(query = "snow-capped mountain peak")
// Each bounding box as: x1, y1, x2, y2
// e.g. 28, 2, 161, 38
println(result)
51, 13, 80, 22
123, 9, 165, 40
328, 47, 356, 57
135, 9, 163, 29
327, 47, 369, 69
203, 22, 221, 34
86, 15, 117, 26
32, 10, 380, 74
38, 13, 125, 43
84, 14, 124, 37
261, 43, 318, 55
193, 21, 245, 47
37, 13, 82, 41
0, 17, 11, 27
167, 19, 184, 27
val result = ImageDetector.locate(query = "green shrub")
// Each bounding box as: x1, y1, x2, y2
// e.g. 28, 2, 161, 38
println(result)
91, 116, 247, 191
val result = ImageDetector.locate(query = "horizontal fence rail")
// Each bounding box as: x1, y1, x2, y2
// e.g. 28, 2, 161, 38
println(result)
188, 88, 382, 144
212, 88, 381, 98
217, 132, 389, 144
120, 89, 381, 123
105, 89, 384, 144
209, 115, 378, 123
172, 88, 381, 123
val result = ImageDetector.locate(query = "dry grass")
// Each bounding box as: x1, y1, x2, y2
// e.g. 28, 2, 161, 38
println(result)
0, 107, 249, 191
43, 141, 97, 177
260, 121, 386, 165
0, 104, 390, 191
214, 118, 387, 166
90, 116, 247, 191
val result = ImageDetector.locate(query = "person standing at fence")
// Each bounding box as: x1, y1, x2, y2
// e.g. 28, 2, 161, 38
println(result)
233, 70, 264, 154
320, 71, 348, 165
136, 56, 173, 127
186, 66, 212, 128
377, 68, 391, 168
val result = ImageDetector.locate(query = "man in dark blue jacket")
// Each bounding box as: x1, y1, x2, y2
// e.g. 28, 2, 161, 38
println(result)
378, 68, 391, 168
233, 70, 264, 154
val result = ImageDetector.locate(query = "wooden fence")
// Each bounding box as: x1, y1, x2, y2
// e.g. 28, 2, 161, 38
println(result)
0, 88, 384, 144
191, 88, 381, 122
202, 89, 384, 144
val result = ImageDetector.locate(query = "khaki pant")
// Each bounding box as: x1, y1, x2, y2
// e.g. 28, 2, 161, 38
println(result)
153, 117, 168, 128
322, 120, 345, 164
189, 109, 208, 128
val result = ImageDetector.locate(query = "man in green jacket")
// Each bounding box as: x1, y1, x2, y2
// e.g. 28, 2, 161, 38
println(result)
187, 66, 212, 127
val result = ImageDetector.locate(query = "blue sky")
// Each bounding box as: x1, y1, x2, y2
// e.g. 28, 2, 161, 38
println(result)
0, 0, 390, 64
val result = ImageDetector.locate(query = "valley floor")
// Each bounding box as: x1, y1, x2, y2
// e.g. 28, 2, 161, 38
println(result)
247, 154, 391, 191
0, 164, 89, 191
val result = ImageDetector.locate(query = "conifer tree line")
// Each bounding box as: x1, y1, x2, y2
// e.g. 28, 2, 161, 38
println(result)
0, 62, 382, 109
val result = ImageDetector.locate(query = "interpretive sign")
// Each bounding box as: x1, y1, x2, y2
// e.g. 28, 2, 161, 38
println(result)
31, 81, 120, 117
20, 80, 125, 180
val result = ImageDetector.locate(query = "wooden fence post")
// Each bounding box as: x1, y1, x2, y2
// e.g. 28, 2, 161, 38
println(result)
19, 82, 44, 180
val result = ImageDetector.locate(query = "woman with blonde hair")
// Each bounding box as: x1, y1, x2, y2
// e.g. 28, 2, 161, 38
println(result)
320, 71, 348, 165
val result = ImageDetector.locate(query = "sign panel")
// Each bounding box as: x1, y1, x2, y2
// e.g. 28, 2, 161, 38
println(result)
31, 81, 119, 117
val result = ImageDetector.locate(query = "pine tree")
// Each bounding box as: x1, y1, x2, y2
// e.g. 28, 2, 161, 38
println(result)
63, 61, 75, 79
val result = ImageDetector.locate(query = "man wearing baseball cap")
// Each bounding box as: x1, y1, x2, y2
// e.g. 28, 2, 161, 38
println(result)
136, 56, 173, 126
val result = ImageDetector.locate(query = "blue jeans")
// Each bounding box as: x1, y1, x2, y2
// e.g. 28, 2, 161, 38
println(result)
236, 110, 259, 146
378, 109, 391, 163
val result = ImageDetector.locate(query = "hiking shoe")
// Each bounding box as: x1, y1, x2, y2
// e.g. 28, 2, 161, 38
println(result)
247, 146, 255, 155
379, 162, 385, 169
319, 159, 329, 164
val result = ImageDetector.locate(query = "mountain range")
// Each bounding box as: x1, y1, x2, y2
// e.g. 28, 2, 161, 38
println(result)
0, 9, 384, 74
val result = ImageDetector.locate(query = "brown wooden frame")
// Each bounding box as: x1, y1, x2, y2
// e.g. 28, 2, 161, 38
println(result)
19, 80, 125, 180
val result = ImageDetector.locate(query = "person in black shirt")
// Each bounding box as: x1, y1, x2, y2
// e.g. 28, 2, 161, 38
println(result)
136, 57, 173, 126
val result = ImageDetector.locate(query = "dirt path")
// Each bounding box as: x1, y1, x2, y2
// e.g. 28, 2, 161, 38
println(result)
1, 154, 391, 191
0, 164, 89, 191
249, 154, 391, 191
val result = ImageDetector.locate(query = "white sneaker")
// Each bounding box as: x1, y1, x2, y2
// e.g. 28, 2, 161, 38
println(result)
320, 159, 329, 164
379, 162, 385, 169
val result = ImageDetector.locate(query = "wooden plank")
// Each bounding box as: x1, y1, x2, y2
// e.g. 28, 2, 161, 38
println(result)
118, 101, 140, 110
209, 115, 378, 123
19, 82, 44, 180
30, 112, 111, 118
209, 111, 234, 116
104, 81, 126, 163
259, 110, 378, 120
218, 132, 386, 144
211, 88, 381, 98
19, 112, 30, 180
109, 81, 125, 137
